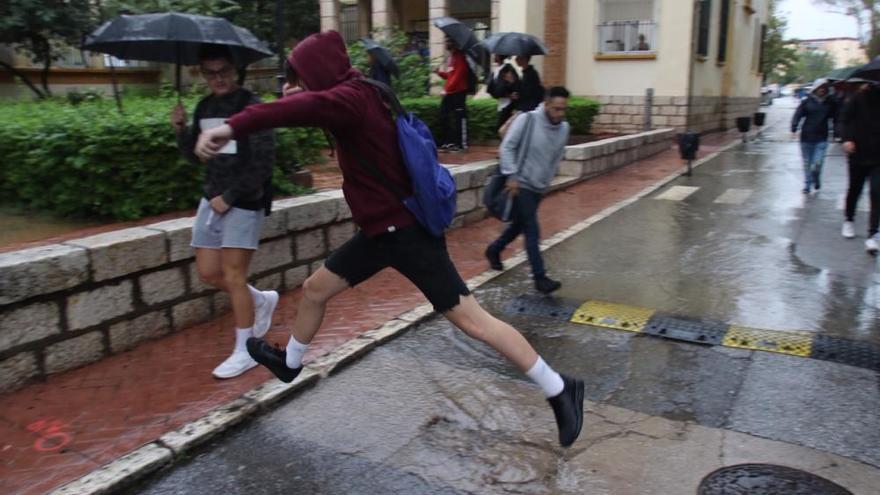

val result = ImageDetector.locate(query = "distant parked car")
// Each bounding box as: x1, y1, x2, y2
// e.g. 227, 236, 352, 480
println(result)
760, 87, 774, 106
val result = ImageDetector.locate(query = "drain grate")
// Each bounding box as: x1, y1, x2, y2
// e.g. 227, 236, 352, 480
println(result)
723, 325, 813, 357
810, 335, 880, 371
698, 464, 853, 495
503, 294, 577, 321
570, 300, 653, 332
642, 314, 728, 345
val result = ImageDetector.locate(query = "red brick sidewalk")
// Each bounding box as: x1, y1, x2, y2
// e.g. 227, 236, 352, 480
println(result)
0, 132, 737, 495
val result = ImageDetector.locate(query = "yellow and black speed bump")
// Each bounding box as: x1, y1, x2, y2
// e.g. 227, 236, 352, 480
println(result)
642, 314, 728, 346
534, 296, 880, 372
570, 300, 654, 332
503, 294, 578, 321
723, 325, 812, 357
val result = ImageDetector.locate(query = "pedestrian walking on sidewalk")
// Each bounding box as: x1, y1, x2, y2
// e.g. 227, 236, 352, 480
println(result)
487, 53, 520, 132
839, 82, 880, 254
194, 31, 584, 447
435, 37, 470, 152
791, 80, 837, 193
514, 55, 544, 112
171, 45, 279, 379
485, 87, 570, 294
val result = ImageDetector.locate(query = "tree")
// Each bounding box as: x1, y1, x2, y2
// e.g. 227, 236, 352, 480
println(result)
813, 0, 880, 59
0, 0, 97, 98
762, 0, 799, 83
791, 50, 836, 83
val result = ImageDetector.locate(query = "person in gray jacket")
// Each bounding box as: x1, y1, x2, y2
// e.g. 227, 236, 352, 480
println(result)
485, 86, 570, 294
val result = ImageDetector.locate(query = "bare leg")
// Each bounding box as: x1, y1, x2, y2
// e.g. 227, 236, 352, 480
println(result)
221, 248, 255, 329
195, 248, 226, 290
292, 265, 350, 344
443, 294, 539, 372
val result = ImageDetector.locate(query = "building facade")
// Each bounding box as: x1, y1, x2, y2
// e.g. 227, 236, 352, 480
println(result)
795, 37, 868, 69
320, 0, 769, 133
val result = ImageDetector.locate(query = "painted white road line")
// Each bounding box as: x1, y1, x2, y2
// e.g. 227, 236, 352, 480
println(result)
714, 188, 753, 205
654, 186, 700, 201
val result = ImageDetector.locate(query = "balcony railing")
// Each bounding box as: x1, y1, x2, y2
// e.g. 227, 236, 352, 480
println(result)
597, 20, 656, 54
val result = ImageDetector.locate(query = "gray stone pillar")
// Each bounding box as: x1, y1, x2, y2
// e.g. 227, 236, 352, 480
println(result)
372, 0, 393, 40
429, 0, 449, 94
320, 0, 339, 32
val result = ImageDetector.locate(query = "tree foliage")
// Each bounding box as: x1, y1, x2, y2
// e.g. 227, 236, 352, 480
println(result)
791, 50, 837, 83
0, 0, 97, 97
762, 0, 799, 83
347, 29, 431, 99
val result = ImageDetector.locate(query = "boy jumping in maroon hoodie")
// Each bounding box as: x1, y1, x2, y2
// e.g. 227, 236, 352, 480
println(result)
195, 31, 584, 447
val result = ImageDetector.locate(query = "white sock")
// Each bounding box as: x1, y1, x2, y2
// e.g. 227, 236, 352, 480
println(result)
235, 327, 253, 353
285, 336, 309, 369
247, 285, 265, 307
526, 357, 565, 398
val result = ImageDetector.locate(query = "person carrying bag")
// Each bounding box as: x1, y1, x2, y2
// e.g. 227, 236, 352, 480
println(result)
483, 86, 572, 294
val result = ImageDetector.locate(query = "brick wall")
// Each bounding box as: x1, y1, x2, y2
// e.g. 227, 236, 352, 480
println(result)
0, 128, 676, 392
543, 0, 568, 88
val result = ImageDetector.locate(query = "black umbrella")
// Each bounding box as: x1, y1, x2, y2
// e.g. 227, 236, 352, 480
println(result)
83, 12, 273, 93
432, 16, 479, 52
849, 57, 880, 82
480, 32, 547, 56
360, 38, 399, 77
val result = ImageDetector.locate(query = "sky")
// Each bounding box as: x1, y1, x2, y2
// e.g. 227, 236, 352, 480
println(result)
778, 0, 861, 40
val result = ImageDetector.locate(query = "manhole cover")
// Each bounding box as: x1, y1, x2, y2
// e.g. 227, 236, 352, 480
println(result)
698, 464, 852, 495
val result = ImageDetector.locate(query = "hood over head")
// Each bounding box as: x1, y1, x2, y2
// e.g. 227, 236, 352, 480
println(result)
811, 78, 830, 94
287, 31, 362, 91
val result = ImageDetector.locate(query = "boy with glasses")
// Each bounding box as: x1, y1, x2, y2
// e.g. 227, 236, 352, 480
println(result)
170, 44, 279, 379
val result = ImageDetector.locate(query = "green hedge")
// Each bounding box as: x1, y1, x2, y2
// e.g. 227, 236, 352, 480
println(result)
0, 94, 599, 221
400, 96, 600, 143
0, 96, 325, 220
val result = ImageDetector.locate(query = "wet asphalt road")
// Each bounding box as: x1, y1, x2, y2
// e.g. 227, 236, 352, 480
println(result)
132, 100, 880, 494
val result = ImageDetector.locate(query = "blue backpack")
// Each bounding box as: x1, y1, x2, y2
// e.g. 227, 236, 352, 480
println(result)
355, 79, 457, 237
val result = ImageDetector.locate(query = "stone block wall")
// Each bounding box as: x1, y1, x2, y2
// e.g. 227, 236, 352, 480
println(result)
590, 95, 760, 134
0, 129, 675, 392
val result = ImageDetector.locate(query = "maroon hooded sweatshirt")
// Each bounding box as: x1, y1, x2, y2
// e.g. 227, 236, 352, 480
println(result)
227, 31, 416, 237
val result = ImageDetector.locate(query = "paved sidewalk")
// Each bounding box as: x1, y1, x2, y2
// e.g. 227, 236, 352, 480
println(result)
0, 131, 738, 495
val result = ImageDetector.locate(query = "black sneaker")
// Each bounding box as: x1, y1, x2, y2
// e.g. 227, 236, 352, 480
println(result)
812, 172, 821, 190
485, 247, 503, 271
535, 277, 561, 294
547, 374, 585, 447
246, 337, 303, 383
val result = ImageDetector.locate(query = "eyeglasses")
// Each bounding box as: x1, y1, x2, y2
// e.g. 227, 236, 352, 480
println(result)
200, 67, 234, 80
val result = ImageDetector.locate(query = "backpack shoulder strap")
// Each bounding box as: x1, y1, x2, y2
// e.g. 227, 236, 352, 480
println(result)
358, 78, 406, 117
515, 112, 536, 173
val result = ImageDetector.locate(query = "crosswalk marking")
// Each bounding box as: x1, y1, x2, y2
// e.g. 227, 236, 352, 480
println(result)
714, 188, 752, 205
655, 186, 700, 201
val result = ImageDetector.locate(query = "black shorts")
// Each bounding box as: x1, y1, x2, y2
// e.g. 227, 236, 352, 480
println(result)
324, 225, 471, 313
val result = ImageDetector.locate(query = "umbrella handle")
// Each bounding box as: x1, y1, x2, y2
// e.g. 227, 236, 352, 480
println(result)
175, 44, 182, 100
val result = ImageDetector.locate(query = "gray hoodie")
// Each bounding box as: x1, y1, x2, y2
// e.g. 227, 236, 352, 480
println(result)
499, 104, 569, 192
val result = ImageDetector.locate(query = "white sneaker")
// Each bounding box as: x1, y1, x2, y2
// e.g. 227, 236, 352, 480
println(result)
212, 351, 258, 379
866, 235, 879, 255
842, 221, 855, 239
253, 290, 279, 338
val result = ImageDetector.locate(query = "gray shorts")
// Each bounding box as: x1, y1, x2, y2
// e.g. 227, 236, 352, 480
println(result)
190, 198, 264, 250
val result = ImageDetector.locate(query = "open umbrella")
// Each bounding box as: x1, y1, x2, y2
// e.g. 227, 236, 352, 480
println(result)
849, 57, 880, 82
432, 17, 489, 81
83, 12, 273, 93
480, 32, 547, 56
360, 38, 399, 77
826, 66, 860, 81
432, 16, 478, 52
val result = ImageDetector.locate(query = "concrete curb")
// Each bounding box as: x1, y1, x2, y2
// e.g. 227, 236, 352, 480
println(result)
49, 137, 741, 495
